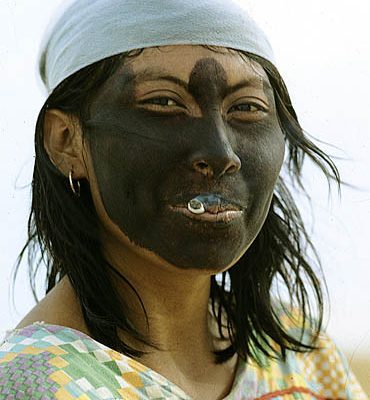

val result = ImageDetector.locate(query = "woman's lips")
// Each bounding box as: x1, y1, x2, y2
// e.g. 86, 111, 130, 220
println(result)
169, 205, 243, 223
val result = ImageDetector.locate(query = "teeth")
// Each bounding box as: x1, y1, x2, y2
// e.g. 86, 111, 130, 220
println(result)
187, 199, 205, 214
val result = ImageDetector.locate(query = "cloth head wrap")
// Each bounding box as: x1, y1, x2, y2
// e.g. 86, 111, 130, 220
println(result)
39, 0, 274, 94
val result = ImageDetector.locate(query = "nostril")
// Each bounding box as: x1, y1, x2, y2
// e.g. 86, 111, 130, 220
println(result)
226, 160, 241, 174
197, 161, 209, 170
193, 160, 212, 177
227, 165, 238, 174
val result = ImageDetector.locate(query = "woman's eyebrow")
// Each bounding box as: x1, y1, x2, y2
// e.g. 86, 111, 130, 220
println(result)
223, 77, 271, 97
129, 67, 271, 95
136, 69, 189, 90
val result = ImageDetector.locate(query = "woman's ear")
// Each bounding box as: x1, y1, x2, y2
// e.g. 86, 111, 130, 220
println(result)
43, 109, 88, 179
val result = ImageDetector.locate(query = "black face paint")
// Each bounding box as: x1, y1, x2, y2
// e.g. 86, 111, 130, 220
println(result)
86, 55, 285, 270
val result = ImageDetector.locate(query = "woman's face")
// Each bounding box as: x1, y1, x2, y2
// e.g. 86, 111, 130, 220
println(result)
85, 45, 285, 271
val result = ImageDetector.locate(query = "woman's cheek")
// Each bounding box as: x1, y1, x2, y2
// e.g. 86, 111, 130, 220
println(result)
235, 121, 285, 184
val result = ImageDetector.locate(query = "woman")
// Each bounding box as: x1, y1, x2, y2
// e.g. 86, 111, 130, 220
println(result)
0, 0, 367, 399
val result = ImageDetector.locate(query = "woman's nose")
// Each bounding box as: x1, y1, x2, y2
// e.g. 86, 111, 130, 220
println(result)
191, 154, 241, 178
190, 145, 241, 178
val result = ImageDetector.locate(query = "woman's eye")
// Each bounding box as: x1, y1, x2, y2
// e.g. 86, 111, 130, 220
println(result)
141, 97, 181, 107
229, 103, 265, 113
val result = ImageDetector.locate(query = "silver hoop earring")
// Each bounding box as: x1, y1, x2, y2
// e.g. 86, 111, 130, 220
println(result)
69, 169, 81, 197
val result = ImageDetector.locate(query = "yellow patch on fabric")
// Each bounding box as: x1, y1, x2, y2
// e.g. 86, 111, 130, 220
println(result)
20, 346, 44, 355
108, 349, 124, 361
45, 346, 68, 356
50, 370, 72, 386
122, 371, 144, 388
127, 357, 149, 373
0, 352, 17, 363
48, 356, 69, 368
55, 387, 75, 400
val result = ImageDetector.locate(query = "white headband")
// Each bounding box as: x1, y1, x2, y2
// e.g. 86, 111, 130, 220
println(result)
39, 0, 275, 94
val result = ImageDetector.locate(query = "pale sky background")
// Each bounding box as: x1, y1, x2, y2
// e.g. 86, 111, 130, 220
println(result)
0, 0, 369, 382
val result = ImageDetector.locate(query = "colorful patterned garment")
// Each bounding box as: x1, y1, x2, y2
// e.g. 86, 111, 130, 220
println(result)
0, 321, 368, 399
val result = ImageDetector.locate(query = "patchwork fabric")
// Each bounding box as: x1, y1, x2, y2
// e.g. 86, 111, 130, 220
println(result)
0, 322, 368, 399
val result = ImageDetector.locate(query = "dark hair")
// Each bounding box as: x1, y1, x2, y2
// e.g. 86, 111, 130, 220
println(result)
14, 46, 343, 365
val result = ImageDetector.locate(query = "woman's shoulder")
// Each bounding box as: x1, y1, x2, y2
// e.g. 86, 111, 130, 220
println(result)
235, 335, 369, 400
238, 303, 369, 399
0, 323, 190, 399
14, 276, 91, 335
0, 322, 104, 399
280, 331, 367, 399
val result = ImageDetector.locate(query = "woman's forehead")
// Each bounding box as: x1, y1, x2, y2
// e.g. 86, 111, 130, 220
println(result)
122, 45, 269, 87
